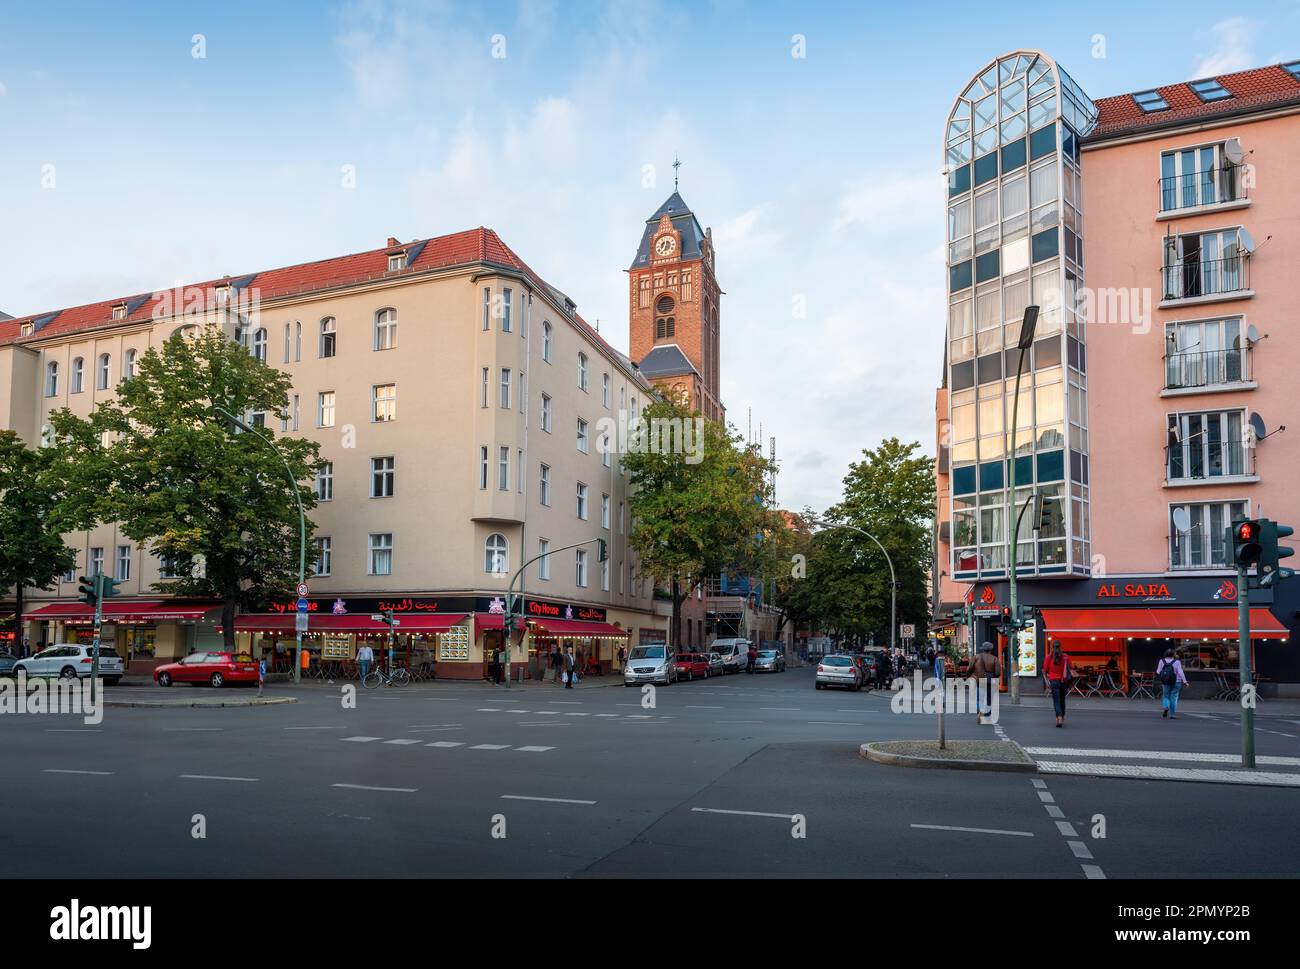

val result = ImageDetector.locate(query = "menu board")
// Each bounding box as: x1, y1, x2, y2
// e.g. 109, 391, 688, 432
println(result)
439, 625, 470, 661
1016, 621, 1038, 677
322, 636, 352, 660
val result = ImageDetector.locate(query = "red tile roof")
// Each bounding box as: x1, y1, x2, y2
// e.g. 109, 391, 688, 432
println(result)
1090, 63, 1300, 141
0, 228, 643, 383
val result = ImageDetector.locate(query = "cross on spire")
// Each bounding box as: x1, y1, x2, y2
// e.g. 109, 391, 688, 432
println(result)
672, 154, 682, 190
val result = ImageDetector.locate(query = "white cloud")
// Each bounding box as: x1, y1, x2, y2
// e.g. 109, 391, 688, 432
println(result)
712, 205, 782, 262
0, 81, 7, 96
1192, 17, 1258, 78
834, 173, 943, 229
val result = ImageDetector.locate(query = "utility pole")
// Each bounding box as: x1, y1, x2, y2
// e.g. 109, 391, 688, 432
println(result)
810, 518, 897, 652
1004, 305, 1039, 706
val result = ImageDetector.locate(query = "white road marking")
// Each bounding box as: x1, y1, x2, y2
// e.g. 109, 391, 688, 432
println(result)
426, 742, 464, 748
45, 729, 102, 733
692, 807, 796, 820
593, 713, 619, 718
625, 714, 651, 719
505, 709, 529, 714
405, 726, 464, 732
382, 739, 423, 745
1045, 805, 1065, 819
910, 823, 1033, 838
686, 705, 724, 710
548, 701, 583, 705
476, 708, 504, 712
43, 769, 113, 775
563, 712, 591, 717
1031, 779, 1047, 789
721, 720, 764, 724
1037, 791, 1055, 804
180, 774, 258, 782
162, 727, 224, 732
470, 744, 510, 750
1081, 865, 1106, 879
284, 725, 346, 730
1037, 761, 1300, 786
1025, 747, 1300, 767
501, 795, 595, 805
332, 783, 416, 792
761, 707, 800, 711
341, 736, 383, 743
807, 721, 863, 725
1068, 840, 1094, 860
515, 746, 555, 752
1055, 821, 1079, 837
534, 711, 561, 716
517, 721, 570, 727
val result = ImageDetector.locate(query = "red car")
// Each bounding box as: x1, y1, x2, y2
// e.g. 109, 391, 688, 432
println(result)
673, 652, 712, 681
154, 651, 259, 688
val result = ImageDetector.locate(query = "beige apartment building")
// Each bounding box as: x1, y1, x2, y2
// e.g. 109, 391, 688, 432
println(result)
0, 228, 667, 679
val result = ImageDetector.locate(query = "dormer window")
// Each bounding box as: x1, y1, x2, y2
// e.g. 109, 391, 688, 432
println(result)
20, 323, 33, 337
388, 253, 406, 272
215, 285, 231, 306
112, 303, 127, 321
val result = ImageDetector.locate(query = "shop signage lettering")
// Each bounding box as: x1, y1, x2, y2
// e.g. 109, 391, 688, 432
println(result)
1096, 583, 1174, 600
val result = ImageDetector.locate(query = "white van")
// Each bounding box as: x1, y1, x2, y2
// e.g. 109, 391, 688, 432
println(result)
710, 638, 751, 674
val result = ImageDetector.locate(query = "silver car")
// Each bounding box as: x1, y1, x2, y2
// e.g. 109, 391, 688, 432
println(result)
12, 643, 124, 685
815, 654, 861, 691
754, 649, 785, 673
623, 645, 677, 686
706, 651, 726, 676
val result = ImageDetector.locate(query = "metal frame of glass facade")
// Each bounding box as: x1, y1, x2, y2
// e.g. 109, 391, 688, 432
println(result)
944, 51, 1098, 582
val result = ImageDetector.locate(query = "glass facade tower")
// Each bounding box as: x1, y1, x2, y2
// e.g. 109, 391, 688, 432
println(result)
944, 51, 1098, 581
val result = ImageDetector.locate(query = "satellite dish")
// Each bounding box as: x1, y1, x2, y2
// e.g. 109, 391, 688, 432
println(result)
1172, 507, 1192, 534
1246, 324, 1260, 347
1238, 228, 1256, 254
1249, 412, 1267, 442
1223, 138, 1245, 165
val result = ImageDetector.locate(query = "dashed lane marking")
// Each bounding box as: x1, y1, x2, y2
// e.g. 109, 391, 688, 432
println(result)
43, 769, 113, 776
332, 783, 416, 793
382, 739, 423, 745
180, 774, 258, 782
501, 795, 595, 805
515, 746, 555, 752
693, 807, 798, 821
426, 742, 464, 748
469, 744, 511, 750
910, 823, 1033, 838
341, 736, 383, 743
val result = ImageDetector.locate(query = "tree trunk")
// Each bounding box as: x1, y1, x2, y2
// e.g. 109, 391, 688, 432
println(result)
670, 577, 683, 651
221, 597, 237, 651
14, 583, 25, 657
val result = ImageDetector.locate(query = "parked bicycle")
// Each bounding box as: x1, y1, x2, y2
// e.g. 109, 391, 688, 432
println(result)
363, 664, 410, 689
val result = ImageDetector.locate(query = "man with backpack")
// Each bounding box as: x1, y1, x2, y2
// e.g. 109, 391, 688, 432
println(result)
1156, 649, 1189, 719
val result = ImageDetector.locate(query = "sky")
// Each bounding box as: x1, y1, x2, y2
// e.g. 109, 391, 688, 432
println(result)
2, 0, 1298, 513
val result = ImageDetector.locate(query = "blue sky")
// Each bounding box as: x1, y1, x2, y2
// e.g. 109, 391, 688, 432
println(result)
2, 0, 1298, 511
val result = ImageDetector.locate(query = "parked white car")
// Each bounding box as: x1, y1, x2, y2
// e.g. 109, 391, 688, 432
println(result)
623, 645, 677, 686
710, 638, 752, 673
12, 643, 124, 685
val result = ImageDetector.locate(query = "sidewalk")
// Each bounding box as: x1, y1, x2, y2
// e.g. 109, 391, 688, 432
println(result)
996, 691, 1300, 717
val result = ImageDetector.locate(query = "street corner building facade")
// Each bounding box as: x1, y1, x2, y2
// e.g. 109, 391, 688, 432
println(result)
0, 223, 700, 678
932, 51, 1300, 695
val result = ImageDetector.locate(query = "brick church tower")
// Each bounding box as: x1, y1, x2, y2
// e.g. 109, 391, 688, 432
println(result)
627, 189, 724, 421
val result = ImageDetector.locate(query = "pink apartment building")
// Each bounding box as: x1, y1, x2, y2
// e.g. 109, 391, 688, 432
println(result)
933, 52, 1300, 695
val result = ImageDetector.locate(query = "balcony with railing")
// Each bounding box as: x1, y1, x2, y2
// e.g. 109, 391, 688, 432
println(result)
1165, 438, 1255, 484
1164, 348, 1251, 392
1159, 163, 1247, 214
1161, 255, 1250, 304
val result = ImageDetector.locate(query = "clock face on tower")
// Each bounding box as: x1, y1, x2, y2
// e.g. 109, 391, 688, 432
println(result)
654, 235, 676, 258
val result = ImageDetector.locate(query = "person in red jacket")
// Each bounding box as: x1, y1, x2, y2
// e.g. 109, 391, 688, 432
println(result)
1042, 640, 1072, 728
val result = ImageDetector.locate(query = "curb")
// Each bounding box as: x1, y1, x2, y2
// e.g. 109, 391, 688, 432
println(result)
860, 740, 1038, 774
105, 696, 298, 709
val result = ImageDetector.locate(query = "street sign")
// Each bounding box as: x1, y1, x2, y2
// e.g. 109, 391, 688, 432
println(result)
900, 623, 915, 639
973, 608, 1000, 617
390, 619, 401, 627
370, 614, 385, 622
296, 582, 310, 597
296, 597, 310, 613
295, 612, 308, 633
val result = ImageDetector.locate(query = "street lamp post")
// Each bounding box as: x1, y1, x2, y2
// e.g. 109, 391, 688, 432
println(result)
1004, 306, 1039, 706
810, 518, 897, 653
213, 407, 307, 684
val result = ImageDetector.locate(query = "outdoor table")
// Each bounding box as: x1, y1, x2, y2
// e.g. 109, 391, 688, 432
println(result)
1128, 673, 1156, 700
1091, 669, 1125, 697
1068, 668, 1096, 697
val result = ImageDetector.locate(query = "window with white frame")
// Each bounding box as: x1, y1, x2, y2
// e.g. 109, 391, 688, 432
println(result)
157, 551, 188, 580
1164, 317, 1246, 390
576, 418, 588, 453
576, 482, 588, 519
90, 547, 104, 576
112, 304, 126, 321
116, 545, 132, 581
601, 433, 611, 468
538, 539, 551, 580
502, 288, 512, 333
316, 461, 334, 501
601, 493, 610, 529
541, 394, 552, 433
542, 321, 552, 362
498, 446, 510, 491
96, 354, 111, 390
72, 357, 84, 394
500, 368, 511, 409
539, 463, 551, 505
369, 533, 393, 575
519, 372, 527, 418
482, 287, 491, 330
62, 564, 78, 584
314, 537, 332, 577
374, 308, 398, 351
601, 557, 609, 592
1170, 500, 1248, 569
283, 323, 291, 363
388, 252, 405, 272
1162, 228, 1248, 301
575, 548, 588, 587
1167, 409, 1248, 480
485, 533, 508, 575
619, 501, 624, 533
602, 373, 610, 408
480, 446, 489, 489
1161, 143, 1243, 212
481, 368, 490, 407
294, 321, 302, 362
517, 448, 524, 494
252, 328, 268, 363
372, 383, 396, 422
320, 317, 336, 358
318, 391, 335, 428
371, 456, 395, 498
124, 348, 136, 380
578, 352, 588, 391
45, 361, 58, 397
291, 394, 300, 431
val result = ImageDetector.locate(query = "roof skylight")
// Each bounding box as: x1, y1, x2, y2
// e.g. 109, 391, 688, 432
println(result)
1189, 78, 1232, 102
1133, 89, 1169, 112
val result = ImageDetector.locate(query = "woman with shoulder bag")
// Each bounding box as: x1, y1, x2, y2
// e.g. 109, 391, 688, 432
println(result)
1042, 639, 1072, 728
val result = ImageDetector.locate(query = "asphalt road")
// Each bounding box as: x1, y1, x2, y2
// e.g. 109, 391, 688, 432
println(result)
3, 668, 1297, 877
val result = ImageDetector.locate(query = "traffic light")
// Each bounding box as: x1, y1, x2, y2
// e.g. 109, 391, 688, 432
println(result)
1231, 519, 1263, 569
1035, 494, 1060, 533
77, 575, 99, 607
100, 576, 122, 599
1018, 603, 1036, 626
999, 605, 1014, 632
597, 539, 608, 562
503, 613, 516, 639
1259, 520, 1295, 585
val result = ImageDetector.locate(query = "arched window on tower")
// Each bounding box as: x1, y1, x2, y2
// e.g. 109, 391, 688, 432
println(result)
655, 294, 675, 340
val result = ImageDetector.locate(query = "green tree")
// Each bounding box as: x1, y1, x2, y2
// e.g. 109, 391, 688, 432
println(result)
48, 324, 320, 648
622, 393, 773, 649
0, 431, 78, 653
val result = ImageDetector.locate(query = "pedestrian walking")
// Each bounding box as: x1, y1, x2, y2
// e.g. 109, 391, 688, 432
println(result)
1041, 639, 1072, 728
746, 644, 757, 674
930, 648, 945, 683
1156, 649, 1189, 719
257, 657, 266, 696
356, 642, 374, 683
563, 645, 576, 688
965, 642, 1000, 724
551, 645, 563, 684
617, 645, 626, 671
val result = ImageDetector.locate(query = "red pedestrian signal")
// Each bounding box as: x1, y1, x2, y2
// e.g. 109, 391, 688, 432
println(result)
1231, 519, 1263, 569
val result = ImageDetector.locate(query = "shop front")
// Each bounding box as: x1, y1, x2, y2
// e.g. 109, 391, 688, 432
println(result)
21, 600, 220, 672
970, 575, 1297, 697
472, 596, 633, 681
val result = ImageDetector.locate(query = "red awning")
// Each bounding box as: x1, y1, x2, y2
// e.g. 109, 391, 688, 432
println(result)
23, 601, 217, 624
1040, 607, 1288, 641
476, 612, 505, 630
528, 619, 630, 638
233, 613, 468, 633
